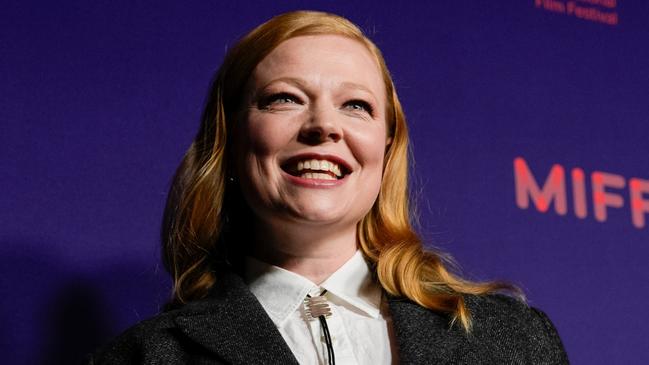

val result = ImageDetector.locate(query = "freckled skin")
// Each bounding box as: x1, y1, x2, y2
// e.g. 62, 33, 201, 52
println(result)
233, 35, 390, 274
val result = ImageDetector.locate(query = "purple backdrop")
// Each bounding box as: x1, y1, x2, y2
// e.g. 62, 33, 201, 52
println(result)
2, 1, 648, 364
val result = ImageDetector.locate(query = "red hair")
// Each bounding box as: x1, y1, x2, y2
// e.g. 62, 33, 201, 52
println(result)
161, 10, 518, 331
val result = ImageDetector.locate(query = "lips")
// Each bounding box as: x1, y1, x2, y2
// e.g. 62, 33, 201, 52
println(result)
281, 153, 352, 180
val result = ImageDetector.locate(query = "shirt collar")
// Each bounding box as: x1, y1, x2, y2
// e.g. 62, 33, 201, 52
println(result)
244, 250, 382, 327
320, 250, 382, 319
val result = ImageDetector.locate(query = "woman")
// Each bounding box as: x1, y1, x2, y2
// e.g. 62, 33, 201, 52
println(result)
89, 11, 568, 364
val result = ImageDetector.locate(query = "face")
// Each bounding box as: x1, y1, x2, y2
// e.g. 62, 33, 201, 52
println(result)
233, 35, 390, 231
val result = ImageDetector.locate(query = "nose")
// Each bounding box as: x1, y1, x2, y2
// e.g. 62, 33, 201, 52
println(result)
298, 106, 343, 145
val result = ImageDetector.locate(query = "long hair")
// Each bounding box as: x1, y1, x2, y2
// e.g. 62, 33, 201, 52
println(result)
162, 10, 517, 331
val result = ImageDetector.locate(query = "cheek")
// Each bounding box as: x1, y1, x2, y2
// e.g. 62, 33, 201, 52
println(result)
351, 124, 389, 169
234, 115, 300, 206
240, 122, 278, 157
346, 125, 389, 212
236, 116, 292, 165
233, 119, 284, 210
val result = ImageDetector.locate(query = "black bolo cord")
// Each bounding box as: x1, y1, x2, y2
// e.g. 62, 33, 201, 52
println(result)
306, 290, 335, 365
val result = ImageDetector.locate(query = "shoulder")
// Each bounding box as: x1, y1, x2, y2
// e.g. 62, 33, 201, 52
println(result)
463, 294, 569, 364
387, 293, 569, 364
86, 272, 268, 365
466, 293, 543, 326
465, 294, 560, 337
86, 305, 216, 365
86, 310, 177, 364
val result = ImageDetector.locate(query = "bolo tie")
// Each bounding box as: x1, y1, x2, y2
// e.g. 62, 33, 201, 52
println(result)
304, 289, 335, 365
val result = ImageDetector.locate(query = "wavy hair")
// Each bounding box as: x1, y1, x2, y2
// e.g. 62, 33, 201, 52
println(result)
162, 10, 517, 331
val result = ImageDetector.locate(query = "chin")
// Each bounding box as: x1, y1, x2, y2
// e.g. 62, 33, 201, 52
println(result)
287, 204, 360, 227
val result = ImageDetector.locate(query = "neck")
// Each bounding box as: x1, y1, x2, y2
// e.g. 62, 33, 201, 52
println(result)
250, 220, 358, 284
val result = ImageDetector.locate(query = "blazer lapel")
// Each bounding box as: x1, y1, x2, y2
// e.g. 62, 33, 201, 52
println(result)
173, 272, 299, 365
388, 296, 465, 364
172, 271, 466, 364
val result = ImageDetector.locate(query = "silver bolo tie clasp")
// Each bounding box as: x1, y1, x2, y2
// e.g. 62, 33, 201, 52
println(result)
304, 293, 332, 321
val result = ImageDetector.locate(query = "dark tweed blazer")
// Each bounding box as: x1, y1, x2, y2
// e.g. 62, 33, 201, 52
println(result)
88, 271, 569, 364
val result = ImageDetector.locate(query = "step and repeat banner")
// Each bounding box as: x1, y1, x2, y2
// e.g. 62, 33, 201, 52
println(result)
2, 1, 647, 363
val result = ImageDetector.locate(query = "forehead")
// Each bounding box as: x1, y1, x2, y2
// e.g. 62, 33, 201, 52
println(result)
251, 35, 386, 99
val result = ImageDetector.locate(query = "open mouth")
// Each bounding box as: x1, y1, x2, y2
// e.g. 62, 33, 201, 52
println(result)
281, 156, 352, 181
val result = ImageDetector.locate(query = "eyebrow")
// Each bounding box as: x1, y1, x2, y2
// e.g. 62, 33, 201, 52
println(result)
339, 81, 376, 97
259, 77, 378, 101
259, 77, 309, 91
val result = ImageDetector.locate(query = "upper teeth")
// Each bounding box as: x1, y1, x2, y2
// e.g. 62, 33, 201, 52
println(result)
296, 159, 342, 177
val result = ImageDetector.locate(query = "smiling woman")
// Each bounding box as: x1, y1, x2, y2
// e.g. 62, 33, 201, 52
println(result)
88, 10, 569, 365
234, 35, 390, 270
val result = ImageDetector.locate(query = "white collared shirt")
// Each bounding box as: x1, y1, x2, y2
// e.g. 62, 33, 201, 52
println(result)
245, 251, 393, 365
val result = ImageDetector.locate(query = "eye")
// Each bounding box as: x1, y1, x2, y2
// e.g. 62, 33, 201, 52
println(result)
261, 92, 300, 108
343, 99, 374, 115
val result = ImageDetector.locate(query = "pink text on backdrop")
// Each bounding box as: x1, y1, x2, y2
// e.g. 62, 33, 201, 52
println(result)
514, 157, 649, 229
